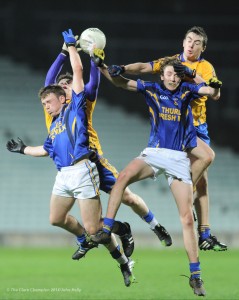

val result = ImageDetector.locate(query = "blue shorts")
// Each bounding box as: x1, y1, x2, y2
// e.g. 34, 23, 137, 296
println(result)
195, 123, 210, 145
91, 153, 118, 193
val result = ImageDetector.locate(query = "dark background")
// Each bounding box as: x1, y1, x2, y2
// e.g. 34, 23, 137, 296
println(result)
1, 0, 238, 152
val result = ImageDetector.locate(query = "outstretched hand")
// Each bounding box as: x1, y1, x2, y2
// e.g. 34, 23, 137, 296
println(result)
91, 48, 105, 67
174, 63, 196, 78
6, 137, 26, 154
62, 35, 81, 56
207, 77, 222, 89
107, 65, 125, 77
62, 29, 76, 47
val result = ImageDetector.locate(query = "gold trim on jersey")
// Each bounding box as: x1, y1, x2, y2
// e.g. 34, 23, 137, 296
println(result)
44, 97, 103, 155
152, 54, 217, 126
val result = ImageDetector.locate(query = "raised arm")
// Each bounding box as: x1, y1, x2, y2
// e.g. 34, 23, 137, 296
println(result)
44, 53, 68, 86
62, 29, 84, 94
100, 64, 137, 92
107, 62, 152, 77
84, 59, 100, 101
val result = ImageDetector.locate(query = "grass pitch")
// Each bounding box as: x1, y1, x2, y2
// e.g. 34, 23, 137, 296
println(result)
0, 247, 238, 300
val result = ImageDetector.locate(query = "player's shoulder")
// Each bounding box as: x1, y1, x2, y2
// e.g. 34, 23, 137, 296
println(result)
138, 79, 158, 91
199, 57, 214, 68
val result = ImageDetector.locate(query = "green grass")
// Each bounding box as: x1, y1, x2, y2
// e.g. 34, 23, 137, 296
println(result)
0, 247, 238, 299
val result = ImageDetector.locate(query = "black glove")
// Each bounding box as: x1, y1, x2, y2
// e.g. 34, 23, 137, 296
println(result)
6, 137, 26, 154
107, 65, 125, 77
174, 63, 196, 78
91, 48, 105, 67
207, 77, 222, 89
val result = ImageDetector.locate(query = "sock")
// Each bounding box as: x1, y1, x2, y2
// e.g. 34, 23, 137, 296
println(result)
103, 218, 115, 234
76, 233, 87, 246
112, 221, 128, 236
190, 262, 201, 279
142, 210, 158, 229
110, 245, 128, 265
198, 225, 210, 239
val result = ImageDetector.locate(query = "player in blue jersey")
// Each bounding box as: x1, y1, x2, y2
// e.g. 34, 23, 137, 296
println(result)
6, 29, 135, 287
91, 57, 222, 296
43, 37, 172, 259
106, 26, 227, 252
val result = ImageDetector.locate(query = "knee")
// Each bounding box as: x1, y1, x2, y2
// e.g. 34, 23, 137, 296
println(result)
122, 189, 137, 206
117, 170, 132, 186
50, 216, 63, 227
204, 148, 215, 167
84, 224, 100, 235
180, 211, 194, 228
49, 214, 65, 227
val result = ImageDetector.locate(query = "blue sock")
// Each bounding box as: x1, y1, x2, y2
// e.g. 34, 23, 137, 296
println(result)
76, 233, 86, 245
103, 218, 115, 234
190, 262, 201, 279
143, 210, 154, 223
200, 228, 210, 240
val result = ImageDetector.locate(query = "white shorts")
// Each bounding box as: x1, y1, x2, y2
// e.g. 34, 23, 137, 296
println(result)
52, 160, 100, 199
136, 147, 192, 186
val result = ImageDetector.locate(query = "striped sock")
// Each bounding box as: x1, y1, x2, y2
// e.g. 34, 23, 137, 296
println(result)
190, 262, 201, 279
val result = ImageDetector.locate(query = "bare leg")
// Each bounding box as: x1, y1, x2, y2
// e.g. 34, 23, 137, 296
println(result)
194, 170, 209, 225
188, 137, 215, 186
170, 180, 198, 262
50, 194, 84, 236
78, 196, 102, 234
121, 187, 149, 216
106, 159, 154, 219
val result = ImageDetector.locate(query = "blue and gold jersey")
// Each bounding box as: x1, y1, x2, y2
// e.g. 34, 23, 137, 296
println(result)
44, 59, 103, 155
43, 90, 92, 170
44, 98, 103, 156
151, 54, 217, 126
137, 80, 206, 151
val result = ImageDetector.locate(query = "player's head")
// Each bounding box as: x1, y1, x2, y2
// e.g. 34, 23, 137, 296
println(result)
183, 26, 208, 61
159, 57, 182, 91
38, 85, 66, 117
57, 72, 73, 101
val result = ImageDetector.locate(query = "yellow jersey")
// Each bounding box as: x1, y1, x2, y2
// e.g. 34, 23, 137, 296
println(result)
151, 54, 217, 126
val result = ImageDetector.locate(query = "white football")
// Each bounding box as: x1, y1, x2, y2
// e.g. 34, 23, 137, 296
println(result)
79, 28, 106, 54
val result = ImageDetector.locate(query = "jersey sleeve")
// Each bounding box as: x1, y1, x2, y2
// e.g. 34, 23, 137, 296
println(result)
44, 53, 68, 132
200, 60, 217, 82
84, 59, 100, 102
43, 136, 52, 157
44, 53, 68, 86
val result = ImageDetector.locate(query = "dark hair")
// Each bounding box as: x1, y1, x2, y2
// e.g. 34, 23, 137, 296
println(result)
185, 26, 208, 48
159, 57, 181, 76
57, 72, 73, 84
38, 84, 66, 99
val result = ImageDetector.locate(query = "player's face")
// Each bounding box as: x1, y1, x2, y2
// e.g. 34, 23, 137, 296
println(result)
183, 32, 205, 61
161, 66, 181, 91
41, 93, 65, 117
58, 79, 72, 100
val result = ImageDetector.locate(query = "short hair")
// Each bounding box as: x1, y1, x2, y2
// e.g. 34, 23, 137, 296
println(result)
57, 72, 73, 84
159, 57, 181, 76
185, 26, 208, 48
38, 84, 66, 100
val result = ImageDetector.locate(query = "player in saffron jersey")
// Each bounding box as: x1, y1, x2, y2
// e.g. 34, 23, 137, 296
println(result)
106, 26, 227, 252
6, 29, 135, 287
43, 35, 172, 259
92, 57, 222, 296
